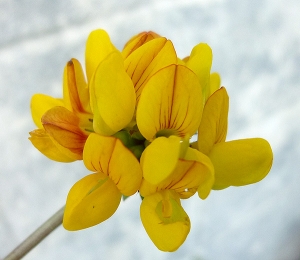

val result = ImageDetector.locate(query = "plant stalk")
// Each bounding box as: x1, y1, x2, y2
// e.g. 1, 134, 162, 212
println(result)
3, 206, 65, 260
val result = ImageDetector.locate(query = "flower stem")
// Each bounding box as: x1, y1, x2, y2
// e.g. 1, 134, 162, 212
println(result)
3, 206, 65, 260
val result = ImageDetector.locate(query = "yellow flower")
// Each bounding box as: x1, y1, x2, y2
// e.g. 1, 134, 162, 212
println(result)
29, 28, 274, 253
30, 30, 120, 162
136, 63, 213, 188
89, 30, 178, 135
28, 30, 140, 161
131, 38, 217, 251
63, 133, 142, 230
139, 136, 214, 251
29, 58, 92, 162
195, 87, 273, 189
134, 36, 217, 185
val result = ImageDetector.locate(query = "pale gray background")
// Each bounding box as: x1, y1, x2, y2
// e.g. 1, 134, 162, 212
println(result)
1, 0, 300, 259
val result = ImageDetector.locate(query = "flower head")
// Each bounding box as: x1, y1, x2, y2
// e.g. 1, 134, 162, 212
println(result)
30, 28, 273, 253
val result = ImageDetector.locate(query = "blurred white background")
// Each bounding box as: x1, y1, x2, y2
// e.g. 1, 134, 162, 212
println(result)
1, 0, 300, 259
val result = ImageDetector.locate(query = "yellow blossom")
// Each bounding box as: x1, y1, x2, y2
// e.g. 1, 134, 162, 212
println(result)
130, 37, 217, 251
136, 62, 213, 193
29, 58, 92, 162
195, 87, 273, 189
29, 28, 274, 253
139, 136, 213, 251
63, 133, 142, 230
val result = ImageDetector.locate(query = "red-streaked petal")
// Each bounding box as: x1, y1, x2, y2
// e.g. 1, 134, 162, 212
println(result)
198, 87, 229, 155
29, 129, 81, 162
137, 64, 203, 140
63, 58, 90, 114
124, 38, 177, 102
122, 31, 161, 58
42, 106, 88, 157
83, 133, 142, 196
140, 147, 214, 200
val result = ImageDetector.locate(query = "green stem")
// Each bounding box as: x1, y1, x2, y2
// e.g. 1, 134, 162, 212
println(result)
3, 206, 65, 260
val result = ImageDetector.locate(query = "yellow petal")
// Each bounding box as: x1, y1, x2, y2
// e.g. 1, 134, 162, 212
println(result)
83, 133, 142, 196
210, 138, 273, 189
140, 190, 190, 252
42, 106, 88, 156
184, 148, 215, 199
140, 136, 181, 185
29, 129, 80, 162
137, 64, 203, 140
122, 31, 161, 58
197, 87, 229, 155
83, 133, 115, 174
109, 139, 142, 195
185, 43, 212, 102
63, 58, 90, 114
90, 51, 136, 136
30, 94, 64, 129
85, 29, 117, 82
209, 72, 221, 97
63, 172, 121, 230
124, 38, 177, 101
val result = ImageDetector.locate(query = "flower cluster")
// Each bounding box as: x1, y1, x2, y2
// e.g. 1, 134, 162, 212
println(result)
29, 29, 273, 251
